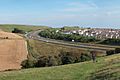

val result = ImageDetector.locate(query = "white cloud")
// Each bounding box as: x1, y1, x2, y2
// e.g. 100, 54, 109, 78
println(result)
62, 8, 82, 12
106, 10, 120, 16
68, 2, 82, 6
87, 1, 98, 9
61, 1, 98, 12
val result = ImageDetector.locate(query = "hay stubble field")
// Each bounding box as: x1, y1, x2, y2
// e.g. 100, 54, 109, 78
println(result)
0, 30, 28, 71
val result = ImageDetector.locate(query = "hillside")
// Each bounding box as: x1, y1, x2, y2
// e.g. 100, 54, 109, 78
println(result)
0, 25, 119, 80
0, 24, 48, 32
0, 53, 119, 80
0, 31, 28, 71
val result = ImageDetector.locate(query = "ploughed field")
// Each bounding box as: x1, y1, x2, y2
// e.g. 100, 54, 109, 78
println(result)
0, 30, 27, 71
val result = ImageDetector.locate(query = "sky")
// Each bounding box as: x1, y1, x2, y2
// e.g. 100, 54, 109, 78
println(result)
0, 0, 120, 28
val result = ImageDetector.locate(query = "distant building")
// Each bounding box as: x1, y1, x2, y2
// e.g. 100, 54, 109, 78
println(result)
62, 28, 120, 39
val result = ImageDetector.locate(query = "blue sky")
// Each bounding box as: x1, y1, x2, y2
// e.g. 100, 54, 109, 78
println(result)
0, 0, 120, 28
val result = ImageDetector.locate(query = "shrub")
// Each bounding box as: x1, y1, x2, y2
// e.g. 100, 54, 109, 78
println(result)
59, 51, 91, 65
47, 56, 58, 66
54, 55, 62, 65
35, 56, 59, 67
80, 53, 91, 62
100, 38, 120, 46
21, 51, 92, 68
12, 28, 25, 34
106, 50, 116, 55
115, 48, 120, 53
59, 51, 76, 65
35, 56, 48, 67
21, 59, 36, 68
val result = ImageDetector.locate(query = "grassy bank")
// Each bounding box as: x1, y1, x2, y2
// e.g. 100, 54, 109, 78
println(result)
27, 39, 107, 57
0, 54, 119, 80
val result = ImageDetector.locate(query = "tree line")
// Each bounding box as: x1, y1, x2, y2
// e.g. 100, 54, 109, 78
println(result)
39, 29, 99, 43
21, 51, 92, 68
39, 29, 120, 45
99, 38, 120, 46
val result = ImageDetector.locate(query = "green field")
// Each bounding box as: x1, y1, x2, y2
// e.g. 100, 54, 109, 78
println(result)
61, 26, 82, 31
0, 53, 119, 80
0, 25, 80, 32
0, 24, 48, 32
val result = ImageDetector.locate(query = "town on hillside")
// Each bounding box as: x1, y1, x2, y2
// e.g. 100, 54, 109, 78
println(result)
61, 28, 120, 39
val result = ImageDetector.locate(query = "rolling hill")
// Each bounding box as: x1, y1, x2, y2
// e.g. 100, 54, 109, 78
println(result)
0, 24, 48, 32
0, 25, 119, 80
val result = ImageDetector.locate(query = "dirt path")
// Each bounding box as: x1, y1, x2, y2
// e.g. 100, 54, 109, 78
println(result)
0, 31, 28, 71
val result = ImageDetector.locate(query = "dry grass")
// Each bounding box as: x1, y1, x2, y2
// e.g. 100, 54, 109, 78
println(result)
0, 31, 28, 71
28, 40, 106, 57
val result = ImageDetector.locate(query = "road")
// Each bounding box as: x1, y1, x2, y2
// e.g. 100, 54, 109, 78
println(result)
25, 30, 116, 52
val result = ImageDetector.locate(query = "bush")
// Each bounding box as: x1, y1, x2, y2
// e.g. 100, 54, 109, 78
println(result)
35, 56, 48, 67
80, 53, 91, 62
21, 51, 92, 68
115, 48, 120, 53
106, 50, 116, 55
54, 55, 62, 65
21, 59, 36, 68
12, 28, 25, 34
100, 38, 120, 46
59, 51, 91, 65
47, 56, 58, 66
59, 51, 76, 65
35, 56, 59, 67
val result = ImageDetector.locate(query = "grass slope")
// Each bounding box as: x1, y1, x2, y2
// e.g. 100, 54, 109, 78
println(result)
0, 54, 119, 80
0, 24, 48, 32
27, 40, 106, 58
28, 39, 88, 56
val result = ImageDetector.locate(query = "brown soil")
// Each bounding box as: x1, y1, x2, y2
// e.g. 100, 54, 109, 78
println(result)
0, 31, 27, 71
